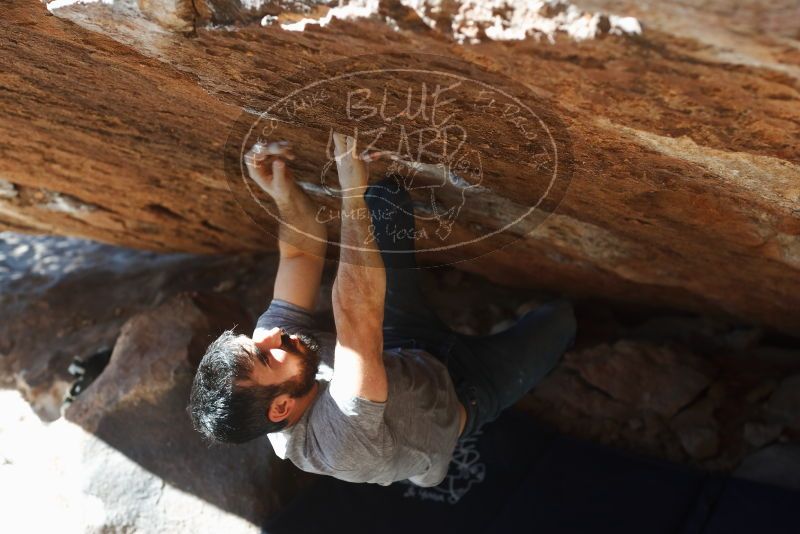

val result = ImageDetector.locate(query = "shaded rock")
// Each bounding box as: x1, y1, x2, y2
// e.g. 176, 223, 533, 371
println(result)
745, 379, 779, 404
62, 292, 279, 530
626, 417, 643, 431
531, 367, 634, 422
735, 444, 800, 491
751, 347, 800, 367
720, 327, 765, 352
625, 314, 767, 353
565, 341, 711, 417
0, 233, 277, 421
579, 0, 800, 76
669, 386, 721, 460
744, 422, 784, 449
672, 381, 724, 425
525, 367, 684, 462
676, 426, 719, 461
764, 375, 800, 430
421, 267, 545, 335
139, 0, 197, 32
626, 315, 724, 345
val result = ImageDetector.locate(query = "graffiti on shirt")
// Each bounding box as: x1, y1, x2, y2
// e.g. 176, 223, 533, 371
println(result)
402, 431, 485, 505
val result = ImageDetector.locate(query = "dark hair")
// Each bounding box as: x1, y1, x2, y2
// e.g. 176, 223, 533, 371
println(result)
188, 329, 318, 444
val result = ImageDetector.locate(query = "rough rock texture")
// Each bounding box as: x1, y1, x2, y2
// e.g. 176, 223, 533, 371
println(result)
0, 232, 278, 420
2, 231, 799, 487
1, 0, 799, 337
1, 389, 263, 533
420, 265, 800, 473
63, 292, 278, 530
520, 328, 800, 470
578, 0, 800, 77
565, 340, 711, 417
735, 443, 800, 491
764, 374, 800, 430
0, 293, 281, 533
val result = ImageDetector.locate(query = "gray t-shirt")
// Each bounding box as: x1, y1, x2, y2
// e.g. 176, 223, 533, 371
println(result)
257, 299, 462, 487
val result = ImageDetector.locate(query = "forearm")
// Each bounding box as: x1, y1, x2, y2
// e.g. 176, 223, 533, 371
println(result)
330, 191, 387, 401
328, 133, 387, 402
274, 186, 328, 259
332, 191, 386, 333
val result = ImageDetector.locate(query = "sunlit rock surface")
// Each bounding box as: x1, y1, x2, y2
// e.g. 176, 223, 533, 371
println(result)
1, 0, 798, 335
0, 292, 280, 533
0, 389, 259, 533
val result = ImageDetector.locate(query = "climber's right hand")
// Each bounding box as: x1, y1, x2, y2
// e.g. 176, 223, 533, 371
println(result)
243, 141, 297, 202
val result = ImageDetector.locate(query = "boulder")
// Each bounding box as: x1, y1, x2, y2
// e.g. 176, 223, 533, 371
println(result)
743, 422, 784, 449
0, 232, 278, 421
735, 443, 800, 492
1, 0, 798, 335
676, 426, 719, 461
60, 292, 280, 530
1, 292, 285, 532
564, 340, 711, 418
764, 374, 800, 430
669, 384, 722, 460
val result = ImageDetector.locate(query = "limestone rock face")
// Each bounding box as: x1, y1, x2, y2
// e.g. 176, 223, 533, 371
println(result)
0, 292, 282, 532
564, 340, 711, 418
1, 0, 799, 334
736, 444, 800, 491
0, 232, 277, 421
765, 374, 800, 430
63, 292, 278, 530
0, 387, 265, 533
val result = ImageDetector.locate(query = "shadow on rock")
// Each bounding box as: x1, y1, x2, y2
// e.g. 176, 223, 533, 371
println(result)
63, 292, 284, 528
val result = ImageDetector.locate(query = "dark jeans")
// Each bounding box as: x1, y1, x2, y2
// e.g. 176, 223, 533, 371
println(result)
365, 176, 577, 438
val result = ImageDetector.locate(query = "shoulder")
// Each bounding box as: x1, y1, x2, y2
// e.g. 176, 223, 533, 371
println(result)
305, 384, 395, 471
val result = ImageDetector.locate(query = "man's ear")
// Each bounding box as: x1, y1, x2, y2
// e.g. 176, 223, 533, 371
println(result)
267, 393, 295, 423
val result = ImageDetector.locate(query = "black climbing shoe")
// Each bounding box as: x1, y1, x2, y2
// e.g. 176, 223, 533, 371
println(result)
64, 348, 113, 403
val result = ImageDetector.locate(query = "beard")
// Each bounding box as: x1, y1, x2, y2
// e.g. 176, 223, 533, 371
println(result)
280, 342, 321, 399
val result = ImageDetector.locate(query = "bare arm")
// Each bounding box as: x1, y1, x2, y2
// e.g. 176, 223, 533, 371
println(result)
244, 142, 327, 316
329, 133, 388, 403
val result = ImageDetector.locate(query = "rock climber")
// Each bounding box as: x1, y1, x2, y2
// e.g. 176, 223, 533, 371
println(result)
188, 133, 576, 486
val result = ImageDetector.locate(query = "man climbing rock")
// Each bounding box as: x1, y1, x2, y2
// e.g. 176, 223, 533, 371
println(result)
188, 133, 576, 487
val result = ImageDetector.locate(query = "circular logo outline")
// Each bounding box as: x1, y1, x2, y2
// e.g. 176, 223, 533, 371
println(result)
224, 52, 573, 265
